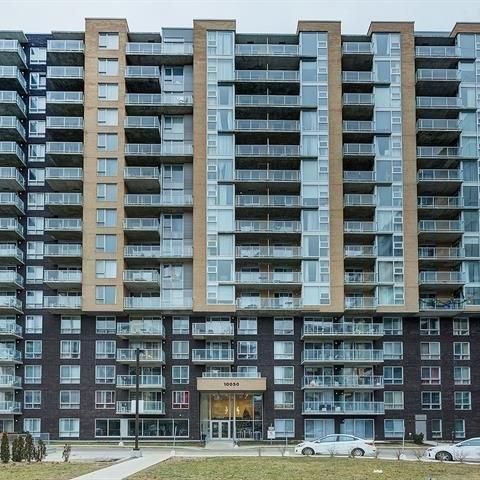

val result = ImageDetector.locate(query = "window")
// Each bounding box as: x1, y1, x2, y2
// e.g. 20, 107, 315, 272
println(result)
422, 391, 441, 410
59, 418, 80, 438
29, 120, 46, 138
384, 419, 404, 438
27, 241, 44, 260
383, 366, 403, 385
454, 342, 470, 360
25, 365, 41, 384
95, 286, 116, 305
29, 72, 46, 90
97, 184, 117, 201
27, 193, 44, 211
164, 66, 183, 86
97, 108, 118, 126
172, 366, 189, 384
96, 234, 117, 253
274, 341, 294, 360
274, 391, 294, 409
384, 391, 404, 409
420, 318, 439, 335
26, 265, 43, 284
25, 315, 42, 334
237, 317, 257, 335
172, 341, 189, 359
30, 47, 46, 64
60, 390, 80, 409
97, 133, 118, 151
274, 317, 294, 335
454, 391, 471, 410
95, 391, 115, 409
25, 340, 42, 359
96, 316, 116, 334
172, 316, 189, 334
96, 340, 116, 359
431, 419, 442, 439
95, 260, 117, 278
24, 418, 41, 435
99, 32, 119, 49
24, 390, 41, 409
454, 366, 471, 385
61, 315, 81, 334
98, 83, 119, 100
95, 365, 115, 384
27, 219, 44, 236
237, 341, 257, 360
60, 340, 81, 359
274, 366, 294, 385
454, 419, 466, 439
172, 391, 189, 409
420, 342, 440, 360
28, 144, 45, 162
274, 419, 295, 438
97, 158, 118, 176
95, 419, 121, 437
28, 168, 45, 185
421, 367, 441, 385
29, 96, 46, 114
383, 341, 403, 360
98, 58, 119, 75
60, 365, 80, 384
96, 209, 117, 227
452, 318, 469, 336
383, 317, 402, 335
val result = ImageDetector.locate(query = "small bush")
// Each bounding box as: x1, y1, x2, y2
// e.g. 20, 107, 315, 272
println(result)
23, 433, 34, 462
412, 433, 424, 445
34, 439, 47, 462
62, 443, 72, 462
0, 432, 10, 463
11, 436, 24, 462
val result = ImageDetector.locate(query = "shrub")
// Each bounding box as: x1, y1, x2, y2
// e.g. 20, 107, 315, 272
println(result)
62, 443, 71, 462
24, 433, 34, 462
0, 432, 10, 463
412, 432, 424, 445
11, 436, 24, 462
34, 439, 47, 462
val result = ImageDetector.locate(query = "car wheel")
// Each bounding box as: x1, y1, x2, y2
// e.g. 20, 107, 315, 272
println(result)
435, 451, 453, 462
302, 447, 315, 456
351, 448, 365, 457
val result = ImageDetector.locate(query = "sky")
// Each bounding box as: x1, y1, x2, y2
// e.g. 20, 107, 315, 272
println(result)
0, 0, 479, 34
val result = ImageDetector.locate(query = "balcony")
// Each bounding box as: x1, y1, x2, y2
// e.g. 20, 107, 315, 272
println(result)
418, 246, 464, 261
0, 271, 23, 289
416, 69, 460, 95
416, 46, 459, 58
124, 194, 193, 213
123, 218, 160, 240
116, 321, 164, 338
192, 348, 234, 364
342, 71, 374, 84
46, 91, 84, 115
46, 116, 84, 141
236, 245, 302, 259
124, 244, 192, 261
417, 119, 461, 143
124, 296, 192, 311
125, 93, 192, 114
343, 171, 376, 184
301, 348, 383, 364
124, 167, 160, 193
302, 401, 384, 415
44, 244, 82, 261
0, 142, 25, 167
343, 93, 374, 112
43, 296, 81, 312
0, 375, 22, 389
343, 143, 375, 159
342, 42, 373, 55
0, 193, 23, 215
116, 375, 165, 390
236, 195, 301, 209
46, 142, 83, 166
416, 146, 470, 160
416, 69, 460, 81
235, 169, 299, 183
344, 296, 376, 310
0, 39, 26, 67
344, 245, 376, 259
0, 91, 26, 118
235, 70, 299, 83
345, 272, 376, 286
342, 43, 373, 70
236, 220, 301, 234
0, 66, 26, 93
0, 244, 23, 264
116, 400, 165, 415
416, 96, 463, 112
419, 297, 464, 312
123, 270, 160, 291
0, 401, 21, 414
124, 116, 161, 142
116, 348, 165, 365
0, 117, 25, 142
236, 144, 300, 158
302, 322, 383, 338
46, 66, 84, 89
344, 194, 376, 209
0, 321, 22, 339
46, 39, 84, 65
236, 95, 304, 111
0, 218, 23, 239
0, 167, 24, 191
417, 196, 462, 210
45, 167, 83, 190
0, 297, 22, 314
236, 271, 301, 285
235, 44, 298, 57
417, 169, 462, 191
343, 121, 389, 141
126, 41, 192, 61
344, 221, 376, 234
419, 271, 466, 285
192, 322, 234, 339
418, 219, 463, 234
124, 142, 193, 162
45, 192, 82, 215
0, 347, 21, 364
234, 119, 299, 133
44, 270, 82, 289
236, 297, 302, 310
302, 375, 384, 389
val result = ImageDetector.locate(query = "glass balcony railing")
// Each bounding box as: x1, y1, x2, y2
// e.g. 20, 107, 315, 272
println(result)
417, 169, 462, 181
302, 349, 383, 362
0, 116, 25, 138
417, 119, 461, 131
116, 375, 165, 389
45, 167, 83, 181
45, 192, 82, 206
344, 194, 376, 206
46, 91, 84, 104
344, 297, 376, 309
125, 142, 193, 156
125, 93, 192, 106
123, 218, 160, 231
418, 220, 464, 232
342, 71, 374, 83
46, 142, 83, 155
418, 247, 464, 259
116, 401, 165, 414
344, 272, 376, 284
236, 94, 300, 106
192, 349, 235, 362
235, 44, 299, 56
0, 374, 22, 388
124, 116, 160, 129
303, 375, 384, 389
344, 221, 376, 233
126, 42, 193, 55
416, 96, 463, 108
116, 321, 164, 337
46, 117, 84, 129
303, 401, 384, 414
116, 348, 165, 363
420, 298, 464, 310
0, 297, 22, 311
0, 244, 23, 262
419, 271, 465, 283
123, 270, 160, 283
44, 244, 82, 257
192, 322, 234, 336
0, 193, 24, 212
124, 193, 193, 207
343, 93, 374, 105
43, 296, 81, 309
415, 46, 459, 58
236, 195, 301, 207
124, 167, 160, 180
235, 169, 299, 182
235, 119, 299, 131
124, 244, 192, 258
0, 91, 26, 115
47, 39, 84, 52
0, 322, 22, 336
236, 220, 301, 233
202, 371, 261, 378
236, 245, 302, 258
0, 39, 26, 64
124, 296, 192, 309
44, 270, 82, 283
236, 271, 302, 283
343, 143, 375, 156
0, 218, 23, 236
0, 347, 21, 362
0, 66, 26, 90
302, 322, 383, 337
344, 245, 376, 257
236, 144, 300, 157
125, 65, 160, 78
236, 297, 302, 309
0, 271, 23, 286
342, 42, 373, 54
416, 146, 465, 158
235, 70, 299, 82
0, 142, 25, 163
343, 171, 375, 182
46, 66, 84, 79
416, 69, 460, 81
45, 218, 82, 231
417, 196, 462, 208
0, 401, 22, 414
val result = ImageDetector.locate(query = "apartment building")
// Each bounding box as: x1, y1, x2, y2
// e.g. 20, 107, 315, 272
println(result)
0, 18, 479, 442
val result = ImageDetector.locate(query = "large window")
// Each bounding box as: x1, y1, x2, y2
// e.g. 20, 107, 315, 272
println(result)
274, 391, 294, 410
59, 418, 80, 438
453, 318, 469, 336
237, 341, 257, 360
172, 316, 189, 334
383, 366, 403, 385
421, 367, 441, 385
24, 390, 41, 409
25, 340, 42, 359
96, 340, 116, 359
25, 365, 42, 384
237, 317, 257, 335
384, 419, 404, 438
60, 340, 81, 359
98, 83, 118, 101
95, 365, 115, 384
61, 316, 81, 334
95, 286, 116, 305
59, 390, 80, 409
95, 419, 121, 437
95, 260, 117, 278
384, 391, 404, 409
97, 108, 118, 126
172, 341, 189, 360
95, 234, 117, 253
383, 317, 402, 335
454, 366, 471, 385
274, 366, 294, 385
454, 391, 471, 410
420, 318, 439, 335
420, 342, 440, 360
172, 391, 190, 409
26, 315, 43, 334
95, 391, 115, 409
274, 419, 295, 438
97, 133, 118, 151
274, 341, 294, 360
97, 158, 118, 176
96, 316, 116, 334
98, 58, 118, 75
24, 418, 41, 435
383, 341, 403, 360
274, 317, 294, 335
60, 365, 80, 384
421, 391, 441, 410
172, 366, 189, 384
98, 33, 119, 49
453, 342, 470, 360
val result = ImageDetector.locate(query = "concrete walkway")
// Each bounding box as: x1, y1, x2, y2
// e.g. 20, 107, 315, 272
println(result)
71, 451, 172, 480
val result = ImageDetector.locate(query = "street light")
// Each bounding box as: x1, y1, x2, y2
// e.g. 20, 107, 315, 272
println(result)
133, 347, 145, 454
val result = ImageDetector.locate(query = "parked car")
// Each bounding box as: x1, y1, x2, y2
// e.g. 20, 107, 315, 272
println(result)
294, 434, 376, 457
425, 438, 480, 461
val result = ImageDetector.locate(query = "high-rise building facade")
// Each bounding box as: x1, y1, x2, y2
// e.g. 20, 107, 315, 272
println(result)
0, 18, 479, 442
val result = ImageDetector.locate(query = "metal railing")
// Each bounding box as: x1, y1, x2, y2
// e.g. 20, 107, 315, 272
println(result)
344, 245, 376, 257
125, 93, 192, 106
419, 271, 465, 283
303, 401, 384, 414
44, 218, 82, 231
344, 297, 376, 309
416, 96, 463, 108
116, 348, 165, 362
124, 116, 160, 129
0, 218, 23, 236
417, 119, 461, 131
343, 93, 374, 105
418, 220, 464, 232
302, 349, 383, 362
124, 244, 192, 258
344, 272, 376, 284
125, 65, 160, 78
116, 375, 165, 388
116, 321, 164, 336
47, 66, 84, 79
235, 169, 299, 182
302, 322, 383, 336
0, 66, 26, 90
0, 244, 23, 261
202, 371, 261, 378
236, 220, 301, 233
0, 375, 22, 388
0, 39, 26, 63
116, 400, 165, 414
236, 70, 299, 82
0, 116, 25, 138
124, 296, 192, 309
344, 221, 376, 233
45, 193, 82, 206
0, 271, 23, 286
46, 142, 83, 155
417, 196, 462, 208
236, 195, 300, 207
0, 193, 24, 212
342, 71, 374, 82
0, 322, 22, 336
344, 194, 376, 206
417, 146, 464, 158
235, 119, 299, 131
126, 42, 193, 55
123, 270, 160, 283
124, 166, 160, 180
415, 46, 459, 58
125, 142, 193, 156
303, 375, 384, 389
236, 297, 302, 309
192, 323, 234, 336
419, 298, 464, 310
44, 270, 82, 282
123, 218, 160, 231
0, 91, 26, 115
342, 42, 373, 54
418, 247, 464, 259
0, 347, 21, 361
0, 401, 22, 413
343, 171, 375, 182
0, 142, 25, 163
124, 193, 192, 207
46, 117, 84, 129
43, 296, 81, 309
343, 143, 375, 156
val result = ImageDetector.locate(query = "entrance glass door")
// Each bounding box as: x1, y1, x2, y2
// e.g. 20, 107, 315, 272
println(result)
211, 420, 230, 439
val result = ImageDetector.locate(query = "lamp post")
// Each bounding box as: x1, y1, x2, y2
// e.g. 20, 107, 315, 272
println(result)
133, 348, 144, 455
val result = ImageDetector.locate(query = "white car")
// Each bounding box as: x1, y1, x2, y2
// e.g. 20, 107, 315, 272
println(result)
425, 438, 480, 462
294, 434, 376, 457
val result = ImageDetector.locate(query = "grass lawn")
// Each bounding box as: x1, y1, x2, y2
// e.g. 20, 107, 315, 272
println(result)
129, 457, 480, 480
0, 461, 111, 480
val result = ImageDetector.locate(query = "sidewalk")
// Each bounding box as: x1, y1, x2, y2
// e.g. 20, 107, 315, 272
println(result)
71, 451, 172, 480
